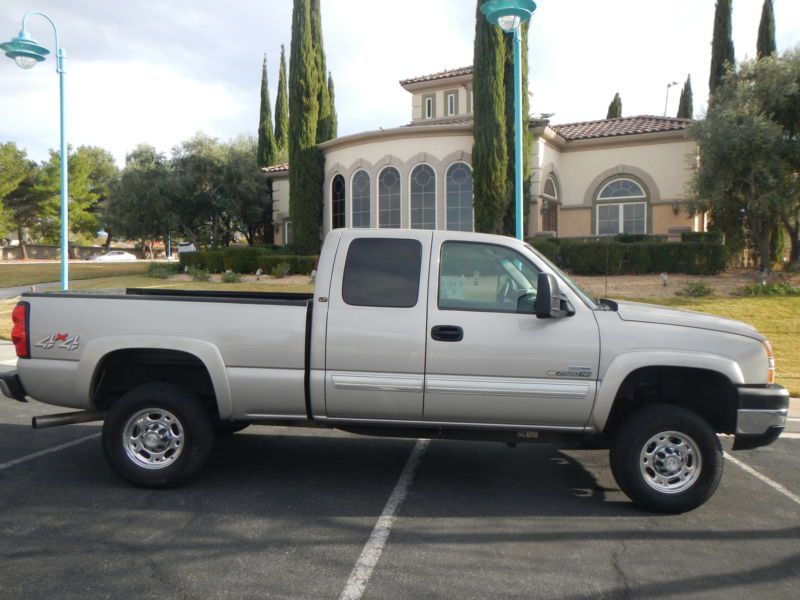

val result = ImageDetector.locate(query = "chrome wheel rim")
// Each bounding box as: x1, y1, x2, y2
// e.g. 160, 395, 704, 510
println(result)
123, 408, 184, 470
639, 430, 702, 494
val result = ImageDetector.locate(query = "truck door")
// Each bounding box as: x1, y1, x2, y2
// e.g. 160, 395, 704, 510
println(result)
325, 230, 432, 420
423, 233, 600, 428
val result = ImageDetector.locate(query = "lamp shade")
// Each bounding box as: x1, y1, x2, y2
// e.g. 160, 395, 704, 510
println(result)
480, 0, 537, 30
0, 30, 50, 68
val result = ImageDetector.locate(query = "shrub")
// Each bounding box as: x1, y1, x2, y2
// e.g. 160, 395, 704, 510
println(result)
223, 246, 266, 273
528, 238, 559, 263
204, 251, 225, 274
554, 240, 727, 276
676, 281, 715, 297
743, 281, 800, 296
178, 252, 205, 270
147, 262, 180, 279
188, 266, 210, 281
681, 231, 723, 244
293, 256, 316, 275
257, 255, 318, 275
221, 271, 242, 283
270, 262, 292, 279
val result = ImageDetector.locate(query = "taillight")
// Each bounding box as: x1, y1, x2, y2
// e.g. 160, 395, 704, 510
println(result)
761, 339, 775, 384
11, 302, 30, 358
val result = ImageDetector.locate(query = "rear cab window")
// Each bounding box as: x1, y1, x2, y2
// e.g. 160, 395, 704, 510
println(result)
342, 238, 423, 308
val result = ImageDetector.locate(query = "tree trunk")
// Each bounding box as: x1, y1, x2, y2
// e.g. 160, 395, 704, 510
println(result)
783, 216, 799, 265
103, 230, 113, 249
177, 219, 201, 250
16, 226, 27, 259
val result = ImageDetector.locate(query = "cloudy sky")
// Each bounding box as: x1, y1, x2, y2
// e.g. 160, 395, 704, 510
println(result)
1, 0, 799, 166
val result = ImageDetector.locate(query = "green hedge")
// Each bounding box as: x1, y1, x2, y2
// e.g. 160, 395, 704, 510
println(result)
258, 255, 317, 275
223, 247, 263, 274
526, 238, 727, 275
179, 247, 318, 275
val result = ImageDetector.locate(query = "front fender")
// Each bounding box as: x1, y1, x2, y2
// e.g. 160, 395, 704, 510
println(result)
76, 335, 233, 419
589, 350, 743, 431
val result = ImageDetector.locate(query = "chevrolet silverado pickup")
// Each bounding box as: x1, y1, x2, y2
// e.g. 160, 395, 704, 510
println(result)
0, 229, 790, 513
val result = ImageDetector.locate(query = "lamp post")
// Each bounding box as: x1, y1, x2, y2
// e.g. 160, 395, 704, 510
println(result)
1, 11, 69, 290
663, 81, 679, 117
480, 0, 537, 241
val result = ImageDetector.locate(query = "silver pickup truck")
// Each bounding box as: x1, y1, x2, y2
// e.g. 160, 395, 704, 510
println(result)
1, 229, 790, 513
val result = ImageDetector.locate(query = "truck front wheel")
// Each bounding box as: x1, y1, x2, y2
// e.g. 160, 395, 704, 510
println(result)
610, 404, 723, 513
102, 383, 214, 488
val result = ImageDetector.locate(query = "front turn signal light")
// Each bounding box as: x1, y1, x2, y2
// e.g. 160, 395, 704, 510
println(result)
761, 340, 775, 384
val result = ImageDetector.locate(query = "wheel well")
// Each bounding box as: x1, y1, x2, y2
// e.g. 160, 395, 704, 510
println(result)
604, 366, 737, 436
92, 349, 217, 416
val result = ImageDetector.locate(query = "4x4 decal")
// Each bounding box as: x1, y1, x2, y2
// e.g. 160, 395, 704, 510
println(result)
35, 333, 80, 351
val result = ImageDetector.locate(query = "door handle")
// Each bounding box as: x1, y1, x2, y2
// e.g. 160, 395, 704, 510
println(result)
431, 325, 463, 342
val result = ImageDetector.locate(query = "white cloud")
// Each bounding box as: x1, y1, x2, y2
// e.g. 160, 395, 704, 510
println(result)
0, 59, 248, 165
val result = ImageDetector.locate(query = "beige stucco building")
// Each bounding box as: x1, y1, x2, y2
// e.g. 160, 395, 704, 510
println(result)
266, 66, 702, 245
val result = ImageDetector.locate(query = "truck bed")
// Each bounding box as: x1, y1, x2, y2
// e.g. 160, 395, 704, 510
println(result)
17, 289, 313, 419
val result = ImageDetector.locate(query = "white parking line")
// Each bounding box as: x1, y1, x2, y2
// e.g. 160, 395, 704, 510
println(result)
339, 439, 429, 600
0, 433, 100, 471
724, 451, 800, 507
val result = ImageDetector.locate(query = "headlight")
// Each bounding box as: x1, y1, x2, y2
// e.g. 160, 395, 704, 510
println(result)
761, 339, 775, 384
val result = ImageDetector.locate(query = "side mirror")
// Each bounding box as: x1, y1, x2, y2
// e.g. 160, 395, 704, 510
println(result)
534, 273, 565, 319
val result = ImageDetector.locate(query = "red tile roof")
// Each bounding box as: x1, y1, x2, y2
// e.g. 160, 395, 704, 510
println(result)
263, 162, 289, 173
400, 66, 473, 86
551, 115, 691, 141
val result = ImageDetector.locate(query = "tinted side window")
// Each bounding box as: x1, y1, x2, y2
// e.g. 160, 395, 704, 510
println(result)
343, 238, 422, 308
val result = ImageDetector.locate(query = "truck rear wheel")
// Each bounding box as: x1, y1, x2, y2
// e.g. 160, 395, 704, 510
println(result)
102, 383, 214, 488
609, 404, 723, 513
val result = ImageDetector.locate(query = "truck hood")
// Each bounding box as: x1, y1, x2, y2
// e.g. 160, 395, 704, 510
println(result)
614, 301, 761, 339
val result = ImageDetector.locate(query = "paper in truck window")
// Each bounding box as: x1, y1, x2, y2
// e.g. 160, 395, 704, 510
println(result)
440, 276, 465, 300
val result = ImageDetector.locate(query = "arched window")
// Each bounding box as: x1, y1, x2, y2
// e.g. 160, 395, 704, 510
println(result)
595, 177, 648, 235
541, 175, 558, 233
332, 174, 346, 230
378, 167, 401, 228
445, 163, 473, 231
410, 164, 436, 229
351, 170, 370, 228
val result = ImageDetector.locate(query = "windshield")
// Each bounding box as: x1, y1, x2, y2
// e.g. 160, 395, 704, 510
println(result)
523, 243, 597, 309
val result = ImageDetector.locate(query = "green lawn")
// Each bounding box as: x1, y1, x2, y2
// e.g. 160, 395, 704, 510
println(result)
1, 276, 796, 396
0, 262, 149, 288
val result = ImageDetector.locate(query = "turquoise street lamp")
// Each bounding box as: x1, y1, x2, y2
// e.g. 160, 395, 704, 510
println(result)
481, 0, 536, 240
1, 11, 69, 290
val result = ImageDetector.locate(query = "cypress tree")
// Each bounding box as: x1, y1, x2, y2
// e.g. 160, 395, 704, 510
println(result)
275, 45, 290, 155
503, 22, 531, 236
709, 0, 735, 95
757, 0, 777, 59
289, 0, 323, 253
472, 0, 508, 234
311, 0, 333, 143
327, 72, 338, 139
677, 75, 694, 119
257, 54, 277, 168
606, 93, 622, 118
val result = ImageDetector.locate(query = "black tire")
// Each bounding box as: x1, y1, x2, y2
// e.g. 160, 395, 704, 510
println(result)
102, 382, 214, 488
609, 404, 723, 513
214, 421, 250, 435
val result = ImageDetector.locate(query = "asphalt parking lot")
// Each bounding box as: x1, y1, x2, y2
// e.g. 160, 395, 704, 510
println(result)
1, 381, 798, 600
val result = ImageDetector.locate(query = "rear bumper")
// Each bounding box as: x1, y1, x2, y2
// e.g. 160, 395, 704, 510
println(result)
0, 371, 28, 403
733, 384, 790, 450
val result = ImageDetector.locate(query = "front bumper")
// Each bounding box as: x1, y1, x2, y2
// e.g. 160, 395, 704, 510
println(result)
733, 384, 790, 450
0, 371, 27, 403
